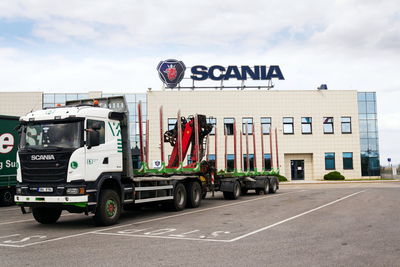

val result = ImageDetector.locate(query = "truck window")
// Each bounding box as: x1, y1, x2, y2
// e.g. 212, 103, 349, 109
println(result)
87, 120, 105, 144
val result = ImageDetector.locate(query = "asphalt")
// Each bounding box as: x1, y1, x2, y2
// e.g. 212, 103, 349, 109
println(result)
1, 182, 400, 266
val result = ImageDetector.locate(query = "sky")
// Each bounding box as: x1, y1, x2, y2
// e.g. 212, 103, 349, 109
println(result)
0, 0, 399, 165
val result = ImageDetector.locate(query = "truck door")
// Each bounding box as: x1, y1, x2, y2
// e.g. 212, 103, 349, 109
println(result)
85, 119, 108, 181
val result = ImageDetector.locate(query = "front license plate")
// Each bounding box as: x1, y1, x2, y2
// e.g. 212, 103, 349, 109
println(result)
38, 187, 53, 193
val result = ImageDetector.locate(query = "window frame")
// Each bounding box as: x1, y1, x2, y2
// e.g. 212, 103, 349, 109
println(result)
283, 117, 294, 135
223, 118, 234, 136
207, 118, 216, 135
341, 116, 352, 134
167, 118, 177, 131
242, 117, 253, 135
301, 117, 312, 134
261, 117, 271, 135
87, 119, 105, 145
323, 117, 334, 134
343, 152, 353, 170
325, 152, 336, 170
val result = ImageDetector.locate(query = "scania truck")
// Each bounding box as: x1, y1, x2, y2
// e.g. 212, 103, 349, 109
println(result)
15, 96, 278, 226
0, 115, 19, 206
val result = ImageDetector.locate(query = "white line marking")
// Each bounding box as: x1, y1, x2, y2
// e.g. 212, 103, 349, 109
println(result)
0, 234, 20, 239
0, 213, 80, 226
95, 232, 230, 243
228, 190, 367, 242
6, 190, 306, 248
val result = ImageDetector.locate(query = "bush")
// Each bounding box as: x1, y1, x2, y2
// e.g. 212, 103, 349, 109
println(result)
324, 171, 345, 180
271, 174, 288, 182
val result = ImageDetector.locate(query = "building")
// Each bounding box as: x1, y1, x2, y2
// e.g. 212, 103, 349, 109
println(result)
147, 89, 380, 180
0, 89, 380, 180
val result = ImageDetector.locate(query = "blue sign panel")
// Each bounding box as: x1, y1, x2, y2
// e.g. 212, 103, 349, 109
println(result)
157, 59, 186, 88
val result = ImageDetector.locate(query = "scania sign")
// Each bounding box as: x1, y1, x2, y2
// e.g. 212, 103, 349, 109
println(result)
157, 60, 284, 88
191, 65, 284, 81
31, 155, 56, 161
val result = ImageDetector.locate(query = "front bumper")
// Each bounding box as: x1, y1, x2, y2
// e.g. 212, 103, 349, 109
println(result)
15, 195, 88, 203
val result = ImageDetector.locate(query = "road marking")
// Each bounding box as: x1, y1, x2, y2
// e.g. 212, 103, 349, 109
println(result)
1, 190, 306, 248
227, 190, 367, 242
0, 213, 80, 226
0, 234, 20, 239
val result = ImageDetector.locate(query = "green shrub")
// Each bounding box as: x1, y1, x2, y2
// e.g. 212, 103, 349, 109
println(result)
324, 171, 345, 180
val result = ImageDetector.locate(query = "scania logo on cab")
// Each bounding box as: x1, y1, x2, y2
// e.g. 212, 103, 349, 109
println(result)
31, 155, 56, 161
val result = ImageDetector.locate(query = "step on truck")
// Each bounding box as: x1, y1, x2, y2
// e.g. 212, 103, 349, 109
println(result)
0, 115, 20, 206
15, 96, 279, 226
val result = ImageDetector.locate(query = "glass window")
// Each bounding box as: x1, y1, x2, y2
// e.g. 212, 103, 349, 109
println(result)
261, 117, 271, 135
359, 114, 367, 119
264, 154, 271, 171
243, 154, 254, 171
367, 120, 376, 132
43, 103, 55, 108
66, 94, 78, 101
226, 154, 235, 172
368, 138, 378, 151
168, 118, 177, 131
323, 117, 334, 134
124, 94, 136, 102
357, 92, 366, 102
54, 94, 66, 104
368, 132, 377, 138
343, 152, 353, 169
301, 117, 312, 134
242, 117, 253, 135
366, 102, 376, 113
360, 138, 368, 151
207, 118, 216, 135
366, 92, 375, 101
283, 117, 294, 134
358, 101, 367, 114
224, 118, 235, 135
325, 152, 335, 170
87, 120, 105, 144
341, 117, 352, 134
43, 94, 54, 104
208, 154, 215, 168
359, 120, 368, 133
77, 94, 89, 100
367, 114, 376, 120
136, 94, 147, 103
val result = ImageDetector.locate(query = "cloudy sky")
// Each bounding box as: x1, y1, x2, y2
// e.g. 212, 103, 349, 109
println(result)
0, 0, 399, 164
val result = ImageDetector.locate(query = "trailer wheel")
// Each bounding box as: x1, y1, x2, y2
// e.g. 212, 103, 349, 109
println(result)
0, 189, 14, 206
168, 183, 187, 211
256, 179, 269, 195
32, 207, 62, 224
269, 179, 278, 194
93, 189, 121, 226
223, 181, 241, 200
186, 182, 202, 208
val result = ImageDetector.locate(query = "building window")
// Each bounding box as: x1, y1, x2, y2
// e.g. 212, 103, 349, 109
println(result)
208, 154, 215, 168
223, 118, 234, 135
264, 154, 271, 170
283, 117, 294, 134
341, 117, 352, 134
323, 117, 334, 134
167, 118, 177, 131
207, 118, 216, 135
226, 154, 235, 171
242, 117, 253, 135
261, 117, 271, 135
325, 153, 335, 170
343, 152, 353, 169
243, 154, 254, 171
301, 117, 312, 134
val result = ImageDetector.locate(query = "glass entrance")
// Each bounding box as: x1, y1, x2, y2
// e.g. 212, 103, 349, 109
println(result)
291, 160, 305, 180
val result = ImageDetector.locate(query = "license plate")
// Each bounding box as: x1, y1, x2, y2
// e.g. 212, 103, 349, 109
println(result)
38, 187, 53, 193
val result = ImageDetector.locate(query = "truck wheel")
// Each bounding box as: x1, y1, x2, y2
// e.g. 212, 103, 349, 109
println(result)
256, 180, 269, 195
93, 189, 121, 226
269, 179, 278, 193
223, 181, 241, 200
169, 183, 187, 211
186, 182, 202, 208
32, 207, 62, 224
0, 189, 14, 206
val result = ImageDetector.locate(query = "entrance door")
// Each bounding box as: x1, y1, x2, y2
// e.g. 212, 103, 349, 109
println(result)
291, 160, 304, 180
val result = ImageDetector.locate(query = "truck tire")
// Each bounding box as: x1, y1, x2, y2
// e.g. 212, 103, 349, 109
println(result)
255, 179, 269, 195
269, 179, 278, 193
93, 189, 121, 226
0, 188, 14, 206
186, 182, 202, 208
223, 181, 241, 200
168, 183, 187, 211
32, 207, 62, 224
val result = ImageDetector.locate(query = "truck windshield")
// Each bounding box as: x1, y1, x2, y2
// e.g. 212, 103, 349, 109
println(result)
20, 121, 82, 150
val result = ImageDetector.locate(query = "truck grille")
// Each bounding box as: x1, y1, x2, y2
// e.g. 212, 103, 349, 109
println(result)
19, 151, 73, 183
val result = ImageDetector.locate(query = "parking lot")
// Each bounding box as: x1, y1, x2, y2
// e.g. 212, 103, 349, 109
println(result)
1, 182, 400, 266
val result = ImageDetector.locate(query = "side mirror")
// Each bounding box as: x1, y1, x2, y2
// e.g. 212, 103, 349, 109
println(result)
87, 131, 100, 149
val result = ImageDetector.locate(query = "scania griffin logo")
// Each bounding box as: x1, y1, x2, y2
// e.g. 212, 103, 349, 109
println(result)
157, 59, 186, 88
31, 155, 56, 161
